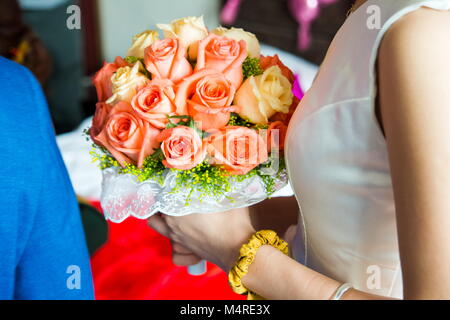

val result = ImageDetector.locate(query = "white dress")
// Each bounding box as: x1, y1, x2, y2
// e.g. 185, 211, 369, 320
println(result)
285, 0, 450, 299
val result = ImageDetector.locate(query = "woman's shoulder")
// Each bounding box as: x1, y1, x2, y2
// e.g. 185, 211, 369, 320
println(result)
376, 6, 450, 140
381, 7, 450, 52
378, 6, 450, 79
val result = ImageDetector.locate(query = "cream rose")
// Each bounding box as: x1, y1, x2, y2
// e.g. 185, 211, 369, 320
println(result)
157, 16, 208, 60
234, 66, 293, 124
106, 61, 149, 104
127, 30, 159, 59
92, 56, 130, 102
212, 27, 260, 58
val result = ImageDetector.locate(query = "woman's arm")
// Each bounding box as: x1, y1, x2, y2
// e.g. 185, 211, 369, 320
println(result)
377, 8, 450, 299
242, 245, 388, 300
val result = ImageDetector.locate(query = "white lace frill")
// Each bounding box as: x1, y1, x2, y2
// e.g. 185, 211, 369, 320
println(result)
100, 167, 288, 223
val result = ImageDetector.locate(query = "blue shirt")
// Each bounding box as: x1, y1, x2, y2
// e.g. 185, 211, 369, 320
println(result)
0, 57, 94, 299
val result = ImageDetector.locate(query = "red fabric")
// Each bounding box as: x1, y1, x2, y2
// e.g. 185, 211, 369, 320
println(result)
90, 201, 245, 300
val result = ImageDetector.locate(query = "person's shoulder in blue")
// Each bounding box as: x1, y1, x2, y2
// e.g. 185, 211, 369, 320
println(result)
0, 57, 94, 300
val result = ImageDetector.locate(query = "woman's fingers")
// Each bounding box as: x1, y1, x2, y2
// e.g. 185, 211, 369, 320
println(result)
147, 214, 171, 238
148, 215, 202, 266
172, 253, 202, 267
172, 241, 193, 254
172, 241, 202, 266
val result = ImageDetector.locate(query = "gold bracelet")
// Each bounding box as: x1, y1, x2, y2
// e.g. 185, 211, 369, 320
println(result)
228, 230, 289, 297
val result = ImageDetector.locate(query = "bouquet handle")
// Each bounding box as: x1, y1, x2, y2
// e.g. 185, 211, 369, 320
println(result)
188, 260, 207, 276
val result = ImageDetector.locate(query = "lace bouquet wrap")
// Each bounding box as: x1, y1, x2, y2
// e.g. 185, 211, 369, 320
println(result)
88, 16, 302, 224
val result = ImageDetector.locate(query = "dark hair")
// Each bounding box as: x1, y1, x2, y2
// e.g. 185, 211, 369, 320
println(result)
0, 0, 28, 56
0, 0, 52, 85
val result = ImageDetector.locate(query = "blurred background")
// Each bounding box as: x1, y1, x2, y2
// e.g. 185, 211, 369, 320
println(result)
1, 0, 353, 299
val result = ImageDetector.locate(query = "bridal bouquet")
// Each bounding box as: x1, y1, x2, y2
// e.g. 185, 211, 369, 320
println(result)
88, 16, 301, 223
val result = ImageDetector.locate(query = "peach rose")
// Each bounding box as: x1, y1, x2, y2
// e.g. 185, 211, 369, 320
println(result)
144, 38, 193, 84
90, 102, 113, 145
174, 69, 239, 131
195, 33, 247, 89
92, 56, 129, 102
131, 79, 176, 129
156, 16, 208, 60
157, 126, 206, 170
95, 101, 160, 168
206, 126, 268, 175
263, 121, 288, 152
212, 27, 260, 58
259, 54, 295, 84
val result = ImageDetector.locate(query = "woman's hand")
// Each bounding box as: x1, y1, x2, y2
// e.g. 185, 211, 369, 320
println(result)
146, 214, 203, 267
148, 208, 255, 272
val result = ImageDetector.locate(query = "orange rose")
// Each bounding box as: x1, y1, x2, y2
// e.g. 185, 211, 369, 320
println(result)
259, 54, 295, 84
263, 121, 288, 152
157, 126, 206, 170
195, 33, 247, 89
174, 69, 239, 131
131, 79, 176, 129
206, 126, 268, 175
93, 56, 129, 102
144, 38, 193, 84
90, 102, 113, 146
95, 101, 161, 168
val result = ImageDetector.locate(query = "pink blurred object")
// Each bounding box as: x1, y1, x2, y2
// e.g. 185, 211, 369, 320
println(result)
220, 0, 340, 51
220, 0, 244, 25
289, 0, 339, 50
293, 74, 305, 100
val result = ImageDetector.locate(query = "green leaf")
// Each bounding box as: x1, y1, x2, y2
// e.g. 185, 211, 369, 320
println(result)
227, 113, 253, 127
242, 56, 264, 79
124, 56, 140, 64
124, 56, 152, 79
89, 140, 286, 205
168, 115, 193, 120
